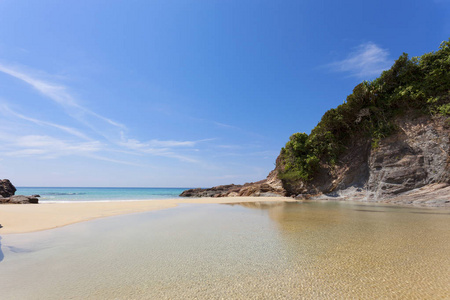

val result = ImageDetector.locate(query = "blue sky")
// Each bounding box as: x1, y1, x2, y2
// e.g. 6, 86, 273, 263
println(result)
0, 0, 448, 187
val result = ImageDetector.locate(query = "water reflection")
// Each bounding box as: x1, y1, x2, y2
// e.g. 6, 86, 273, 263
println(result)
228, 201, 450, 298
1, 202, 449, 299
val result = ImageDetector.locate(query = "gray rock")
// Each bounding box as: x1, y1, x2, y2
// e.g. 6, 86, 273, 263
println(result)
1, 195, 39, 204
367, 115, 449, 200
179, 171, 286, 198
180, 184, 243, 197
0, 179, 16, 197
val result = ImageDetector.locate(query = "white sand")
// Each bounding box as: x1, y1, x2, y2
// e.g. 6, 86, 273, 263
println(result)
0, 197, 293, 234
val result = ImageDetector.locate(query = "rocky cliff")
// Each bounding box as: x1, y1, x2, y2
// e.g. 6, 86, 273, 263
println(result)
180, 114, 449, 207
281, 114, 450, 206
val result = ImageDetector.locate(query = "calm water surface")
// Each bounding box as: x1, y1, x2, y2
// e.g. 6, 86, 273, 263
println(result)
0, 201, 449, 299
15, 187, 187, 202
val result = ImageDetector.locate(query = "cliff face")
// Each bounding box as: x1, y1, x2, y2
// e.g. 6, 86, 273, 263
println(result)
276, 114, 450, 206
366, 115, 449, 198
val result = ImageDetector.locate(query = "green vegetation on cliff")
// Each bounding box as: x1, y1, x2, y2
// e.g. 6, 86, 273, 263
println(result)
279, 39, 450, 182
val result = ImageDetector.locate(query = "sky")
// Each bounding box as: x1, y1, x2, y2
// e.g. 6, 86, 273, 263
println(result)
0, 0, 448, 187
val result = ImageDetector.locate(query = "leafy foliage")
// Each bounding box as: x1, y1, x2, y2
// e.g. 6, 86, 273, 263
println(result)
279, 39, 450, 182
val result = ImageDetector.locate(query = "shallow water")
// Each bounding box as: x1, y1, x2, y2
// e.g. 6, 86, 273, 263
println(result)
0, 201, 449, 299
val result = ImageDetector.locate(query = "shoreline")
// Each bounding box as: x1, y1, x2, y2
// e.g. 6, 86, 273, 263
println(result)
0, 197, 294, 235
1, 195, 448, 235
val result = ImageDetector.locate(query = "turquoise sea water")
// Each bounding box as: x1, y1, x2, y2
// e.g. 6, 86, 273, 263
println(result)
15, 187, 188, 202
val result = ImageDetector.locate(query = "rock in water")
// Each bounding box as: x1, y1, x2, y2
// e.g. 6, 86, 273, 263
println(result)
0, 179, 16, 197
0, 179, 39, 204
4, 195, 39, 204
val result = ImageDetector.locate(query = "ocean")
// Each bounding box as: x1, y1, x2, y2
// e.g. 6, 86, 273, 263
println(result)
15, 187, 188, 202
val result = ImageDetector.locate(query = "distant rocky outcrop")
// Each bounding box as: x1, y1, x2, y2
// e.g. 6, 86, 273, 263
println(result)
180, 184, 243, 197
0, 179, 39, 204
0, 179, 16, 197
180, 170, 286, 198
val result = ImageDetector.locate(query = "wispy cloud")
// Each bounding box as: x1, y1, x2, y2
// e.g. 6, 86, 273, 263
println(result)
0, 103, 92, 141
82, 154, 144, 166
119, 137, 215, 163
0, 129, 142, 165
213, 121, 240, 129
0, 63, 215, 164
0, 134, 102, 159
216, 144, 243, 150
0, 63, 125, 133
326, 42, 392, 78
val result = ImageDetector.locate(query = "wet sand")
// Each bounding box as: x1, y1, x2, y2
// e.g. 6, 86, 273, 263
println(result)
0, 197, 293, 234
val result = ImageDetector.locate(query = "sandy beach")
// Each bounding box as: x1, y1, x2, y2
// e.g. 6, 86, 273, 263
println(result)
0, 197, 293, 234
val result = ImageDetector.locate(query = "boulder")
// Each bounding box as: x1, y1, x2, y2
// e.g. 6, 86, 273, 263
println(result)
1, 195, 39, 204
0, 179, 16, 197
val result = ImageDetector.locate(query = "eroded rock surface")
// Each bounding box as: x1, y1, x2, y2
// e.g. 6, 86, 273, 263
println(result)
314, 115, 450, 207
366, 115, 449, 199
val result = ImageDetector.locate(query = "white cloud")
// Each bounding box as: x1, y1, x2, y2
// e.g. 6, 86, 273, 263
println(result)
327, 42, 392, 78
